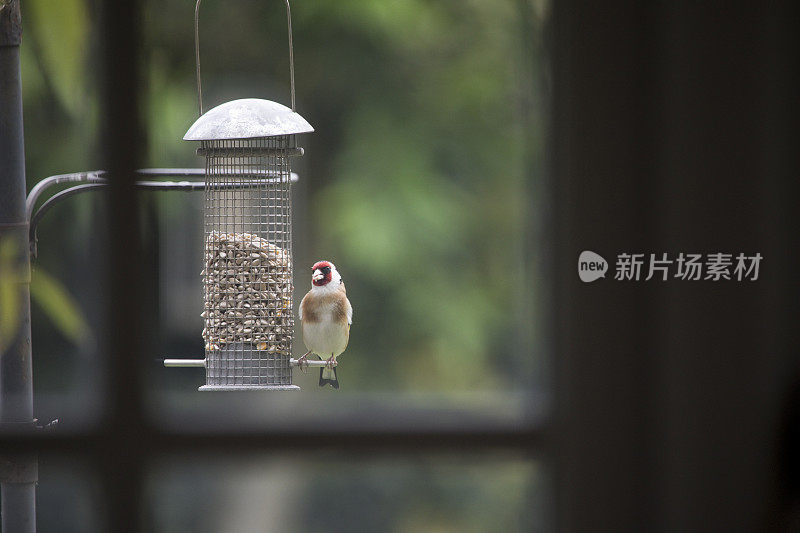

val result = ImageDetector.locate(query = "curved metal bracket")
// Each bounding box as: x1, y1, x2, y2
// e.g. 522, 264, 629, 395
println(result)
195, 0, 296, 115
26, 168, 298, 258
25, 171, 106, 223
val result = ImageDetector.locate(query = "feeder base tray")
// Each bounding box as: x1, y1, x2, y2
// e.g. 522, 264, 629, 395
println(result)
198, 384, 300, 392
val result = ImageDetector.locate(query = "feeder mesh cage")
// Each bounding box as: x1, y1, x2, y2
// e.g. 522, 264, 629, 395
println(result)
201, 137, 294, 388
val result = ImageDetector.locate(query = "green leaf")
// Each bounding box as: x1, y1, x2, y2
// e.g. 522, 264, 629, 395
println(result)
0, 239, 21, 353
25, 0, 89, 116
30, 268, 92, 346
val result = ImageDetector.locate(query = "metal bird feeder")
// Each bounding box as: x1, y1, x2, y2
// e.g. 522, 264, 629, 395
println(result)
24, 0, 323, 392
182, 0, 313, 391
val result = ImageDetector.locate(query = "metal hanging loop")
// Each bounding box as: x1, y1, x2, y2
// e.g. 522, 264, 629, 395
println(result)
194, 0, 296, 116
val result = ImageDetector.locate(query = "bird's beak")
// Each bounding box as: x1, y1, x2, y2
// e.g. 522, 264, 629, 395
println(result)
312, 269, 324, 282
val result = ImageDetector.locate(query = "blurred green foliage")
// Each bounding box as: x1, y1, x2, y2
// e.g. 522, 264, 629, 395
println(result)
21, 0, 544, 393
0, 238, 22, 353
301, 0, 542, 390
0, 238, 90, 356
24, 0, 89, 117
30, 267, 92, 346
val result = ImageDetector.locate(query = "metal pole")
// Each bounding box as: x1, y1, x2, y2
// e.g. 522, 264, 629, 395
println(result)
0, 1, 37, 532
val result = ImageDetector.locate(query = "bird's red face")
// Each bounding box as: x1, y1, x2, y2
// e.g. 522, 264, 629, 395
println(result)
311, 261, 333, 286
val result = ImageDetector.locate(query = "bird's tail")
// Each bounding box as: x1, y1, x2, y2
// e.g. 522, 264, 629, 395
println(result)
319, 365, 339, 389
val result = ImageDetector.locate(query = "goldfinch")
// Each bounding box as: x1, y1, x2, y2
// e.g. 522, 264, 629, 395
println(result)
298, 261, 352, 389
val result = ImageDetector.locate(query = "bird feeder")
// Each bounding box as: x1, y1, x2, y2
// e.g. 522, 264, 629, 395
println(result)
181, 0, 312, 391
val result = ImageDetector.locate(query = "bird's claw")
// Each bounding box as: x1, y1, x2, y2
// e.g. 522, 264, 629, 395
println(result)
325, 357, 337, 369
297, 354, 310, 374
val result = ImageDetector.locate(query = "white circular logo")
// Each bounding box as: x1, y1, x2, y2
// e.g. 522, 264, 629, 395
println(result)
578, 251, 608, 282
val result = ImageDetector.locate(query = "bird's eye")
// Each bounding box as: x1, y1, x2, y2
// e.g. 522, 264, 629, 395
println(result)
322, 266, 331, 274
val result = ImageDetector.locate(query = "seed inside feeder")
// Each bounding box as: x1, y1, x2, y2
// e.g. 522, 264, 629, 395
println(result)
202, 231, 292, 354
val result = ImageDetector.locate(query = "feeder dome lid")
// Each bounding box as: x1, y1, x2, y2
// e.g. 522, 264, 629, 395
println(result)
184, 98, 314, 141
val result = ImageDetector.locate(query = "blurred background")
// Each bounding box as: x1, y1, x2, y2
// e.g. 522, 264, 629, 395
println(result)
34, 452, 545, 532
6, 0, 799, 531
18, 0, 547, 530
25, 0, 546, 397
